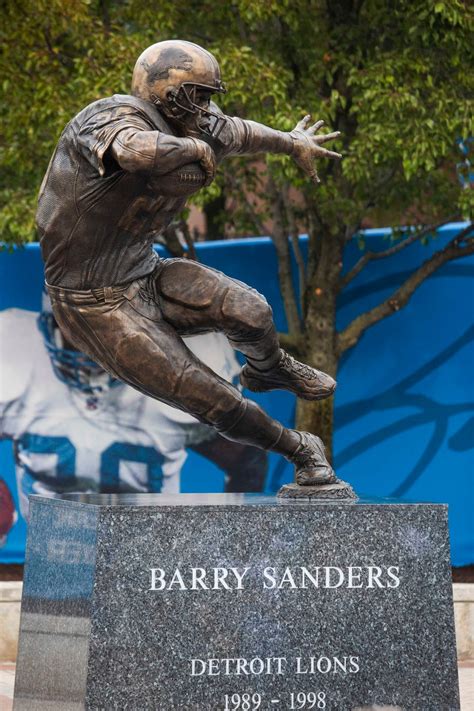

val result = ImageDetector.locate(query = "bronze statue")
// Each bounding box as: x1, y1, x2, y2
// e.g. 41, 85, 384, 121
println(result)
37, 40, 343, 488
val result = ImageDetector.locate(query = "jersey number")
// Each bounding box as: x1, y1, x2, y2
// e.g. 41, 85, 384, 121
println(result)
19, 434, 165, 492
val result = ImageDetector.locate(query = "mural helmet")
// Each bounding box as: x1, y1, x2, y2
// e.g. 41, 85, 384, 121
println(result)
38, 290, 120, 395
131, 40, 227, 139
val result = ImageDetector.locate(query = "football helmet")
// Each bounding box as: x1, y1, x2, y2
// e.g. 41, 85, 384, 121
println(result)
38, 290, 120, 395
131, 40, 227, 139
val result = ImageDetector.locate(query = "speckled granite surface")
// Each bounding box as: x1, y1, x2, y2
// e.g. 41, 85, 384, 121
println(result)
14, 494, 459, 710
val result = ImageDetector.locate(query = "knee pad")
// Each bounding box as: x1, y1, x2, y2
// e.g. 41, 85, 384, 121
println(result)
222, 287, 273, 339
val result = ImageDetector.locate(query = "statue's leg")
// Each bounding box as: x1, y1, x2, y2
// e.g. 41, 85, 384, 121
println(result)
153, 258, 336, 401
152, 258, 280, 367
48, 279, 335, 486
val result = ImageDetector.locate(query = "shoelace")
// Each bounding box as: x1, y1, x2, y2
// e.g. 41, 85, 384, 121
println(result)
280, 352, 322, 380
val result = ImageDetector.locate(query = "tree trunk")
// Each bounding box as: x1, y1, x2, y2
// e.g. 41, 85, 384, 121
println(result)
295, 229, 343, 463
268, 176, 302, 335
295, 328, 338, 462
296, 397, 336, 462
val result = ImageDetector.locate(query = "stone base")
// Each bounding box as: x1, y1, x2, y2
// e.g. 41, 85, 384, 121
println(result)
278, 479, 357, 499
5, 580, 473, 663
14, 493, 460, 710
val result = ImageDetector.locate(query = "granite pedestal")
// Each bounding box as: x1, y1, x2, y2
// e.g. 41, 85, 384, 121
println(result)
14, 494, 459, 710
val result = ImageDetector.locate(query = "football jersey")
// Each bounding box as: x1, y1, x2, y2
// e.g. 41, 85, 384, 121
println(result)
0, 309, 240, 515
37, 94, 261, 289
37, 95, 188, 289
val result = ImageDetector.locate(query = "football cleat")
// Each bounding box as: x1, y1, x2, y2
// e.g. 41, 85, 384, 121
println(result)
290, 432, 336, 485
240, 349, 336, 401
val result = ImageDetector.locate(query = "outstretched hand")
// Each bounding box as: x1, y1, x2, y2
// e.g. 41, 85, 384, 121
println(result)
290, 116, 342, 184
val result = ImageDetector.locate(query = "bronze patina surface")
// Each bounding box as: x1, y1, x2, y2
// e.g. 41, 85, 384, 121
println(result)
38, 40, 343, 489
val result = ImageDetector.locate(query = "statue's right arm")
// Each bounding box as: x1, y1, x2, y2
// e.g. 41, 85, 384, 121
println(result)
110, 129, 216, 183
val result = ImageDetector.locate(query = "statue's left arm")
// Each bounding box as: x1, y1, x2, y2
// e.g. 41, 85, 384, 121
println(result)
217, 112, 342, 184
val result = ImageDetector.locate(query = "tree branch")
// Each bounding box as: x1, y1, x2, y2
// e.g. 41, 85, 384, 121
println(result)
42, 27, 73, 69
290, 232, 306, 312
356, 167, 397, 220
268, 174, 302, 335
180, 219, 198, 261
162, 219, 198, 261
282, 186, 307, 312
303, 192, 325, 279
337, 224, 474, 355
339, 215, 457, 290
98, 0, 111, 35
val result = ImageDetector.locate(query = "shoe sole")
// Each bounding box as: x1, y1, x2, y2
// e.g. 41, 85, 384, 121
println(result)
296, 471, 337, 485
240, 373, 336, 401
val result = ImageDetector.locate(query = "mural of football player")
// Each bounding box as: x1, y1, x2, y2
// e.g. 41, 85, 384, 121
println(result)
0, 297, 267, 524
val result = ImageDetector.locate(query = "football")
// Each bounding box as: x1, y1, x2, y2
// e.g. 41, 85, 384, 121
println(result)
150, 162, 207, 198
0, 479, 16, 538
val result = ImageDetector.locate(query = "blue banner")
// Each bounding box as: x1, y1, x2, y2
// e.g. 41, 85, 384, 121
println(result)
0, 224, 473, 565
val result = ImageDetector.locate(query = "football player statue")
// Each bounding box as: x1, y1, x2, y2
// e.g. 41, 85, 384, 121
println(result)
37, 40, 342, 488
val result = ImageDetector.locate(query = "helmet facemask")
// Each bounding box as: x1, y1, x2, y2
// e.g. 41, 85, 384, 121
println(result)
156, 82, 227, 140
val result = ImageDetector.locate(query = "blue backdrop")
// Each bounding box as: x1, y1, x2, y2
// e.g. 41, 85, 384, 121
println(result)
1, 223, 473, 565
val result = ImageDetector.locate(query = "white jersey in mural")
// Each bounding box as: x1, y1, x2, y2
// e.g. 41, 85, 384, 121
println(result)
0, 309, 240, 515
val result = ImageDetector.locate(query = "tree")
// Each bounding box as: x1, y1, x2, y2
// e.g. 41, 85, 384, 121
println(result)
1, 0, 473, 452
